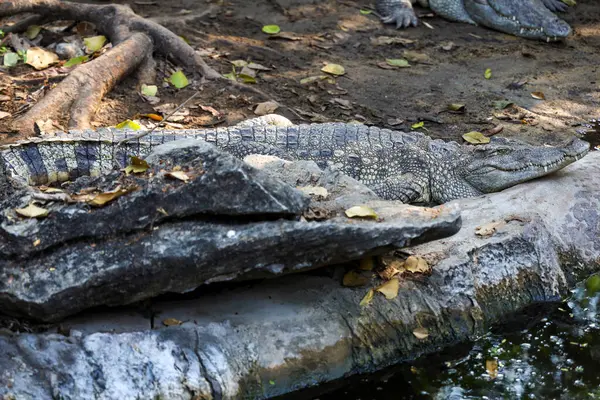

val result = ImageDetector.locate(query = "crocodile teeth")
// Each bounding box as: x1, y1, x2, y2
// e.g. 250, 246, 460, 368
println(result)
544, 166, 548, 172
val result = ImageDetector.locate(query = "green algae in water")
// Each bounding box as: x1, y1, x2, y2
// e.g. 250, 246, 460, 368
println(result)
293, 276, 600, 400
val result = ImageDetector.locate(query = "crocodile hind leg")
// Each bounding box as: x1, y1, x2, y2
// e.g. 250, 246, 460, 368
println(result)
541, 0, 569, 12
376, 0, 420, 28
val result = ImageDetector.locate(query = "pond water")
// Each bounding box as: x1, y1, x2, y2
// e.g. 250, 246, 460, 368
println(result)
285, 274, 600, 400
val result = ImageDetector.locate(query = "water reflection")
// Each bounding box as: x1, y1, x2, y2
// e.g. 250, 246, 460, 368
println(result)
313, 274, 600, 400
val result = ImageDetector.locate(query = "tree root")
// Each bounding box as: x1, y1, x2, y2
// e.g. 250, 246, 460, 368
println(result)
0, 0, 275, 135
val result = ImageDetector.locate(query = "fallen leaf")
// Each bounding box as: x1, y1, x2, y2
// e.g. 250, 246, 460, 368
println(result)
230, 60, 248, 67
385, 58, 410, 68
562, 0, 576, 6
15, 203, 49, 218
483, 125, 504, 136
199, 105, 222, 117
403, 255, 430, 274
403, 51, 430, 63
269, 32, 302, 41
531, 91, 545, 100
359, 9, 372, 15
321, 63, 345, 76
411, 121, 425, 129
387, 118, 404, 126
422, 21, 435, 29
376, 278, 399, 299
413, 327, 429, 339
300, 75, 327, 84
3, 53, 19, 67
84, 35, 107, 52
343, 270, 371, 287
88, 188, 130, 206
297, 185, 328, 199
141, 84, 158, 97
64, 55, 89, 67
359, 256, 374, 271
124, 156, 149, 174
447, 103, 465, 112
162, 318, 183, 326
142, 113, 163, 121
463, 131, 490, 144
26, 47, 59, 70
370, 36, 415, 46
25, 25, 42, 40
115, 119, 141, 130
247, 62, 271, 71
486, 359, 499, 379
165, 170, 190, 182
239, 66, 256, 78
169, 70, 189, 89
33, 238, 41, 246
345, 205, 378, 219
360, 288, 375, 306
484, 68, 492, 79
238, 74, 256, 84
262, 25, 281, 34
254, 101, 279, 116
441, 41, 454, 51
493, 100, 514, 110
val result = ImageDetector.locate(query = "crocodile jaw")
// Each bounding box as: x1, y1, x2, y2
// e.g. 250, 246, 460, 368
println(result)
464, 0, 571, 41
461, 137, 589, 193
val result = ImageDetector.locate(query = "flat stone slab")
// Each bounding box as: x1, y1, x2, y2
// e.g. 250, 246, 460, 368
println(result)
0, 151, 598, 399
0, 140, 460, 321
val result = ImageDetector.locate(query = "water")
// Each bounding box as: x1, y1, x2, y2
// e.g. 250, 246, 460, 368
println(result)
577, 120, 600, 149
285, 275, 600, 400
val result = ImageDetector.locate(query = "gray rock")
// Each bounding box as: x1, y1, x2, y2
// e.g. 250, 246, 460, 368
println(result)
0, 141, 460, 321
1, 150, 597, 400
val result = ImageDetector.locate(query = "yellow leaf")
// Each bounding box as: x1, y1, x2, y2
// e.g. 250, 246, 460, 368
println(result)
385, 58, 410, 68
486, 359, 499, 379
124, 156, 149, 174
115, 119, 141, 130
344, 205, 378, 219
375, 278, 399, 299
15, 203, 49, 218
321, 63, 345, 76
25, 25, 41, 40
447, 103, 465, 112
25, 47, 59, 70
169, 70, 189, 89
88, 188, 130, 207
562, 0, 575, 6
300, 75, 327, 84
360, 288, 375, 306
403, 255, 430, 274
162, 318, 183, 326
462, 131, 490, 144
84, 35, 107, 52
484, 68, 492, 79
411, 121, 424, 129
141, 84, 158, 97
165, 170, 190, 182
413, 327, 429, 339
343, 270, 370, 287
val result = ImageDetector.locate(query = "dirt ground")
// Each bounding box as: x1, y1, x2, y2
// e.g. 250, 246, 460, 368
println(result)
1, 0, 600, 146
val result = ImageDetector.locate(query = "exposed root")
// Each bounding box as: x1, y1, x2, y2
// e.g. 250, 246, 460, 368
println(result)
0, 0, 279, 135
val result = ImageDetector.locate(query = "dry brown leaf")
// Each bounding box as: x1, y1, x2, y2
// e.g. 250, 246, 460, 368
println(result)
376, 278, 399, 299
403, 255, 430, 274
531, 91, 545, 100
88, 188, 130, 207
26, 47, 59, 70
360, 288, 375, 306
254, 101, 279, 116
475, 220, 505, 237
15, 203, 49, 218
165, 170, 190, 182
486, 359, 499, 379
162, 318, 183, 326
413, 327, 429, 339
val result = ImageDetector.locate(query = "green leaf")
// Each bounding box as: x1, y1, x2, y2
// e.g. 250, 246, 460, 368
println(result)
359, 9, 372, 15
586, 274, 600, 295
3, 52, 19, 67
115, 119, 142, 130
84, 35, 107, 52
385, 58, 410, 68
64, 55, 89, 67
238, 74, 256, 84
411, 121, 424, 129
141, 84, 158, 97
561, 0, 575, 5
262, 25, 281, 34
493, 100, 514, 110
230, 59, 248, 67
447, 103, 465, 112
462, 131, 490, 144
300, 75, 327, 84
169, 70, 189, 89
269, 380, 276, 385
25, 25, 41, 40
484, 68, 492, 79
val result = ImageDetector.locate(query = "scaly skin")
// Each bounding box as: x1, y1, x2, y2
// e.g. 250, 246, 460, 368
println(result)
376, 0, 572, 41
0, 118, 589, 204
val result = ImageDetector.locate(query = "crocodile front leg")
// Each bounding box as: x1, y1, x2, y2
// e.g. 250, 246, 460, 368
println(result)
541, 0, 569, 13
376, 0, 419, 28
428, 0, 476, 24
370, 175, 429, 203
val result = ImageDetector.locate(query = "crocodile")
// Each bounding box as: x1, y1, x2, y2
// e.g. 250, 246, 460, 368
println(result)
0, 118, 589, 204
376, 0, 572, 41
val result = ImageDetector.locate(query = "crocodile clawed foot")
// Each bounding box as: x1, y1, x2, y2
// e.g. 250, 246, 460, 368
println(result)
541, 0, 569, 13
380, 7, 419, 29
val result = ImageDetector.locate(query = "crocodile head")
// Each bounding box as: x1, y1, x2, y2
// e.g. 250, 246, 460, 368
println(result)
460, 136, 589, 193
464, 0, 571, 41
